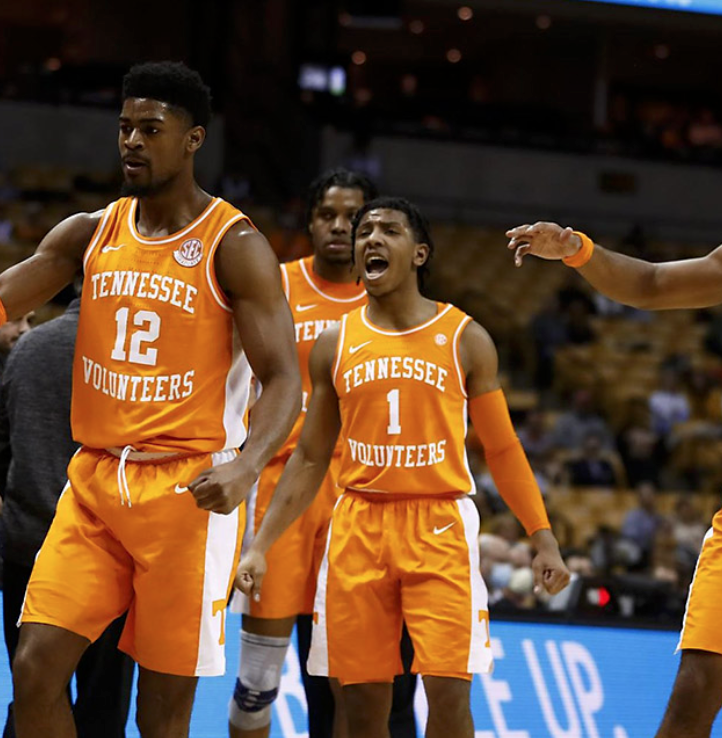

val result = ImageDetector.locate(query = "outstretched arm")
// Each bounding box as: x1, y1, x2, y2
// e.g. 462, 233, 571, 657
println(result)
506, 222, 722, 311
461, 321, 570, 595
0, 213, 96, 319
188, 222, 302, 514
235, 327, 342, 600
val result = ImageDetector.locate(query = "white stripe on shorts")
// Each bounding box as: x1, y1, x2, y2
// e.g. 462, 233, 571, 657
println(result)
195, 449, 241, 676
307, 494, 344, 677
676, 525, 714, 653
456, 496, 494, 674
229, 477, 259, 615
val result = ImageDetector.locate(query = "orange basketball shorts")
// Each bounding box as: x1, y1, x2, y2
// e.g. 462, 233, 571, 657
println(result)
307, 492, 494, 684
21, 446, 244, 677
677, 509, 722, 655
233, 454, 342, 619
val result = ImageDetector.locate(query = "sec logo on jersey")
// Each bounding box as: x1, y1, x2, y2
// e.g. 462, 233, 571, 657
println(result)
174, 238, 204, 267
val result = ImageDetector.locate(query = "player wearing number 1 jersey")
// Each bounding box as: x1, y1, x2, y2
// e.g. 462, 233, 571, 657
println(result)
237, 197, 570, 738
5, 62, 300, 738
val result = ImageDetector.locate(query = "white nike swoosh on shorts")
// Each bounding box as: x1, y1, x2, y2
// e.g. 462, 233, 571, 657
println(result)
433, 522, 456, 535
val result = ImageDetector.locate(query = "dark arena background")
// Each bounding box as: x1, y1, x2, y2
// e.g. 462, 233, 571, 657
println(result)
2, 0, 722, 735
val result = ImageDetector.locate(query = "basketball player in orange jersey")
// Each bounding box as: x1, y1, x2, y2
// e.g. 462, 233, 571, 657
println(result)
506, 220, 722, 738
229, 168, 375, 738
236, 197, 570, 738
230, 170, 418, 738
0, 61, 301, 738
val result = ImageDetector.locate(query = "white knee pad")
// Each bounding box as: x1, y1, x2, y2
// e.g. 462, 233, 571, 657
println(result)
228, 630, 291, 731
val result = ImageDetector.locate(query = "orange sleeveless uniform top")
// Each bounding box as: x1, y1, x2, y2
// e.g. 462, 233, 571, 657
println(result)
72, 196, 253, 453
277, 256, 366, 458
333, 303, 475, 496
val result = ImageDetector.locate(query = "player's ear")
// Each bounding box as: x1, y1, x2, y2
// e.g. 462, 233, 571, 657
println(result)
413, 243, 430, 268
187, 126, 206, 154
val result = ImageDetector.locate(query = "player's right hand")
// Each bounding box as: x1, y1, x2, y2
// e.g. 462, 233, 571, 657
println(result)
505, 222, 582, 267
235, 548, 267, 602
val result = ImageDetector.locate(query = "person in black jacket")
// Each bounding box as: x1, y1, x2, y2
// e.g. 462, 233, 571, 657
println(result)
0, 296, 134, 738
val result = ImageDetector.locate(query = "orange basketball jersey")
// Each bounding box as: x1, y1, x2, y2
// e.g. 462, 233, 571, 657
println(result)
72, 197, 253, 453
278, 256, 366, 457
333, 303, 475, 496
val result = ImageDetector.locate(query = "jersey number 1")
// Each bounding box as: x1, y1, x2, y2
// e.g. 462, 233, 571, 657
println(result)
386, 388, 401, 434
111, 307, 160, 366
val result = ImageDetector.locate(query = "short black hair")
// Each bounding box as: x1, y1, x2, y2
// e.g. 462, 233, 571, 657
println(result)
352, 196, 435, 288
305, 168, 378, 228
122, 61, 212, 128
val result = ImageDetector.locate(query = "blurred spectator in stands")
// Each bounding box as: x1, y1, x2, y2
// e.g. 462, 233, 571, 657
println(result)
617, 396, 665, 487
0, 314, 33, 375
551, 388, 615, 451
479, 533, 512, 603
565, 298, 596, 345
556, 274, 596, 315
493, 568, 537, 612
565, 431, 625, 488
0, 205, 13, 245
491, 513, 524, 546
565, 549, 596, 577
685, 367, 722, 421
672, 497, 707, 569
651, 518, 681, 586
621, 482, 665, 568
517, 409, 554, 463
687, 107, 722, 149
589, 524, 637, 575
530, 295, 568, 389
649, 366, 690, 436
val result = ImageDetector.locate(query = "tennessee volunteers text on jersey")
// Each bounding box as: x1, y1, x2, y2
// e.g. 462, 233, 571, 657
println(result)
333, 303, 475, 494
73, 197, 253, 453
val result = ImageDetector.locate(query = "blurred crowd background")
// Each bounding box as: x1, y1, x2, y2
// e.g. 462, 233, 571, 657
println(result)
3, 0, 722, 627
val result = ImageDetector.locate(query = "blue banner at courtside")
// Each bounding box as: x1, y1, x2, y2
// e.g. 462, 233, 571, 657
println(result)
1, 607, 719, 737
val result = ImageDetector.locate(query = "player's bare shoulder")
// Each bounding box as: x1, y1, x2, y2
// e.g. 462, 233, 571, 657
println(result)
37, 209, 105, 263
214, 219, 281, 298
458, 319, 500, 393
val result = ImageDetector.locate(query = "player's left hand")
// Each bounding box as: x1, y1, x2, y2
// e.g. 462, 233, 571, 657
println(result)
186, 456, 257, 515
531, 548, 571, 596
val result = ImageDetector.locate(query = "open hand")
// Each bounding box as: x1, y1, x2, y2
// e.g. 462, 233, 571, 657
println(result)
506, 222, 582, 267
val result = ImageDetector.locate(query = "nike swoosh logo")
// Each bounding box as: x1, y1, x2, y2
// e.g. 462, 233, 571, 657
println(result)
295, 304, 317, 313
433, 522, 456, 535
349, 341, 372, 354
101, 244, 125, 253
174, 484, 188, 495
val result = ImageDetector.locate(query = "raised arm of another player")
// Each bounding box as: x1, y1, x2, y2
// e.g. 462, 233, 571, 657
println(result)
234, 326, 342, 601
188, 222, 302, 514
0, 213, 96, 319
461, 321, 570, 595
506, 221, 722, 310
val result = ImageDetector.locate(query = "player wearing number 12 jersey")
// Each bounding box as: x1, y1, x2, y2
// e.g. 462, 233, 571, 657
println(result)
6, 62, 300, 738
237, 197, 570, 738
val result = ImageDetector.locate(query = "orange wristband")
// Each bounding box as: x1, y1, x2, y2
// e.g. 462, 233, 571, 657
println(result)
562, 231, 594, 268
0, 298, 6, 327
